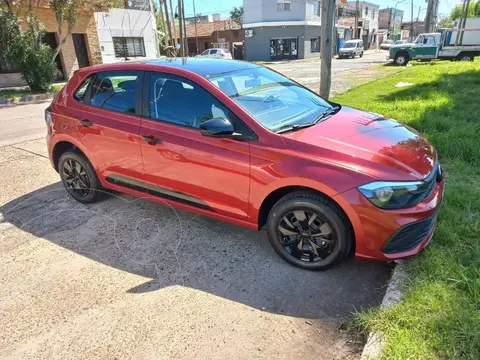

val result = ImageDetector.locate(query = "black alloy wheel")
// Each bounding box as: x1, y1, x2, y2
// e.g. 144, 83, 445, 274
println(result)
278, 209, 335, 263
62, 158, 91, 197
59, 150, 101, 204
267, 191, 352, 270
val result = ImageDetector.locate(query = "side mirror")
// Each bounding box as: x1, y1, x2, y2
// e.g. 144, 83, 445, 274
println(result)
200, 117, 234, 137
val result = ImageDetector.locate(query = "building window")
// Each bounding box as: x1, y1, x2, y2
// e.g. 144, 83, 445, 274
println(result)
313, 1, 321, 16
365, 7, 368, 16
310, 37, 320, 52
372, 9, 375, 19
112, 37, 146, 58
277, 0, 291, 11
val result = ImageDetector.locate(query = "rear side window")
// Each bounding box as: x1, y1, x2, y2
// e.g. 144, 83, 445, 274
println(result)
90, 71, 140, 115
73, 76, 92, 102
210, 49, 218, 54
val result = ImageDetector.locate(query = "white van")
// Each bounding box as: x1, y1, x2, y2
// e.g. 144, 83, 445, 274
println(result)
338, 40, 364, 59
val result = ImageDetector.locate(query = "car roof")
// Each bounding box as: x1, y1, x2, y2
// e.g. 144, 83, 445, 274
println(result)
84, 58, 259, 79
345, 39, 362, 43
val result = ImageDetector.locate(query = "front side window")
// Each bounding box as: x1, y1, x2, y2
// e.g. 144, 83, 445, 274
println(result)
112, 37, 146, 58
310, 37, 320, 52
277, 0, 291, 11
149, 73, 233, 129
200, 50, 209, 55
210, 49, 218, 54
209, 67, 334, 132
90, 71, 140, 114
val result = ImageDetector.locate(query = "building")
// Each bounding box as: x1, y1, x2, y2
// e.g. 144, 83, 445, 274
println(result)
95, 8, 158, 63
176, 20, 244, 59
342, 1, 380, 49
378, 8, 404, 40
401, 21, 425, 40
184, 13, 221, 25
0, 1, 104, 88
242, 0, 322, 61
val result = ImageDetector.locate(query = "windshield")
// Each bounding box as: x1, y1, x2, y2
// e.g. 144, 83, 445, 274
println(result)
208, 67, 334, 132
343, 42, 356, 48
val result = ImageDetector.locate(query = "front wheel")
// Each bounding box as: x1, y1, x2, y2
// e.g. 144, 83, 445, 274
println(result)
360, 52, 363, 58
394, 53, 409, 66
266, 191, 352, 271
59, 150, 102, 204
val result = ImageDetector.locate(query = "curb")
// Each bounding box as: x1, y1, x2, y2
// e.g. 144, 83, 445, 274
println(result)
0, 92, 57, 107
361, 260, 406, 359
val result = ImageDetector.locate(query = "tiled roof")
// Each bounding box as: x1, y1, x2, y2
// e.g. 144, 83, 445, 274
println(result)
174, 20, 238, 38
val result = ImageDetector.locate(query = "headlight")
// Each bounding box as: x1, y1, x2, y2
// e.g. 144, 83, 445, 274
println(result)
358, 181, 427, 209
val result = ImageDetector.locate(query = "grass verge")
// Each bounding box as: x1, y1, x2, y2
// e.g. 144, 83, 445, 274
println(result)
332, 60, 480, 359
0, 84, 64, 99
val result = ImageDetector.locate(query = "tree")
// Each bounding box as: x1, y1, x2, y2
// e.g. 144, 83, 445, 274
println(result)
475, 0, 480, 16
449, 1, 477, 21
230, 6, 243, 26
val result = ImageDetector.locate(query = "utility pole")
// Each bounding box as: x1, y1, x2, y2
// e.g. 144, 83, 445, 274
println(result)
410, 0, 413, 41
387, 8, 392, 39
354, 0, 359, 39
163, 0, 173, 49
169, 0, 177, 47
424, 0, 434, 33
182, 0, 189, 56
459, 0, 471, 45
192, 0, 199, 54
178, 0, 184, 56
320, 0, 335, 99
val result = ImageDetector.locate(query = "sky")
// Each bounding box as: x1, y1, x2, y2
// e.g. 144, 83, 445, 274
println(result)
176, 0, 462, 22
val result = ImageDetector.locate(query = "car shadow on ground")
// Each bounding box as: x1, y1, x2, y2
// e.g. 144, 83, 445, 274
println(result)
1, 182, 391, 321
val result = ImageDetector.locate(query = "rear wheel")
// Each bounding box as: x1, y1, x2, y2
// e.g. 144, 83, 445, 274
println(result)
59, 150, 102, 204
266, 191, 352, 271
457, 54, 474, 62
360, 51, 363, 58
394, 53, 409, 66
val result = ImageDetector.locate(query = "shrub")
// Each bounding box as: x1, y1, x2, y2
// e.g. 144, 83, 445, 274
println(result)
0, 8, 55, 91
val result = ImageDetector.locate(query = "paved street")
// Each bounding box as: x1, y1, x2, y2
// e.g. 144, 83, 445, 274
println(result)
0, 53, 390, 360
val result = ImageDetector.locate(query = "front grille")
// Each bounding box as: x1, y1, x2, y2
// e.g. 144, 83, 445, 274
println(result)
382, 214, 437, 254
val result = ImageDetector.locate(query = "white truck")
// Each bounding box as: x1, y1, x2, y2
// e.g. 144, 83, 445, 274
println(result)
389, 17, 480, 65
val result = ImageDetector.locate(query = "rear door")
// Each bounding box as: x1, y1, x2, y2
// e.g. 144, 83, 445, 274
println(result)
138, 71, 252, 220
72, 70, 144, 183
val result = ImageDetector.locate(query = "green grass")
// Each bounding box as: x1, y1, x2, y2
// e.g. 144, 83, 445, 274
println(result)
0, 84, 64, 99
332, 60, 480, 359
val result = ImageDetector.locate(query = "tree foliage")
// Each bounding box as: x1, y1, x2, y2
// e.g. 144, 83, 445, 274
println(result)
0, 6, 55, 91
449, 1, 479, 21
230, 6, 243, 26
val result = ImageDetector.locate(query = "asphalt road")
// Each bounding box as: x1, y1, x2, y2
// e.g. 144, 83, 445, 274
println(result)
0, 53, 391, 360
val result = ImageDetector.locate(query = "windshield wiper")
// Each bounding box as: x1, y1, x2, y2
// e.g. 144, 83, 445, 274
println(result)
275, 122, 317, 134
275, 106, 341, 134
313, 105, 341, 124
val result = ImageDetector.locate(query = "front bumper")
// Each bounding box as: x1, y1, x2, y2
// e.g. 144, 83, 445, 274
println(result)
334, 177, 445, 261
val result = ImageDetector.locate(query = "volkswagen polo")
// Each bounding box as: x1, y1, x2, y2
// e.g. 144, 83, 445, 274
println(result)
46, 58, 444, 271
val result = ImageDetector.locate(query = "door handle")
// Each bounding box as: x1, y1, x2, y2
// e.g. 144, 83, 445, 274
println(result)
142, 135, 162, 145
78, 119, 93, 127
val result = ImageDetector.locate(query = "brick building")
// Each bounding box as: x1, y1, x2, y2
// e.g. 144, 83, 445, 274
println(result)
0, 1, 105, 88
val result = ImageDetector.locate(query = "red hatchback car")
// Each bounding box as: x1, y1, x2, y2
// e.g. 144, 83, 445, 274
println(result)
46, 59, 444, 270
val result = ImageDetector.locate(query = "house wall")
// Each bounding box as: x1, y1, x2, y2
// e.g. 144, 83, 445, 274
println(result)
244, 26, 321, 61
1, 7, 101, 88
94, 9, 158, 63
243, 0, 321, 24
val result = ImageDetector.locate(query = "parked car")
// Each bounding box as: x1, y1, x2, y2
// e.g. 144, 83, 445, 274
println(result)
196, 48, 232, 59
380, 39, 394, 50
46, 59, 444, 271
394, 40, 407, 45
338, 40, 364, 59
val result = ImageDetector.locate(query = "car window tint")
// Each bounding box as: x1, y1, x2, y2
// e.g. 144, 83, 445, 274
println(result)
210, 49, 218, 54
73, 75, 92, 102
90, 71, 139, 114
149, 73, 230, 129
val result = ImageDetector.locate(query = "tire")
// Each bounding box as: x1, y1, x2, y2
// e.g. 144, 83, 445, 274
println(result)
266, 191, 352, 271
394, 53, 409, 66
360, 52, 363, 58
457, 54, 474, 62
58, 150, 102, 204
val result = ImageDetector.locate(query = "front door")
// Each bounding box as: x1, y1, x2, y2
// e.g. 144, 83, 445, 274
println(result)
72, 34, 90, 68
138, 72, 251, 220
413, 35, 438, 60
270, 38, 298, 60
73, 70, 144, 183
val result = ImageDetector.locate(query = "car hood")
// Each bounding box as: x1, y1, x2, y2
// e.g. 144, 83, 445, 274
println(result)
340, 48, 355, 51
391, 43, 415, 48
281, 106, 436, 181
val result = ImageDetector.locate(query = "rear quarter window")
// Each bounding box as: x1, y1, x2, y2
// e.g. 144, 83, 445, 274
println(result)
73, 75, 93, 102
